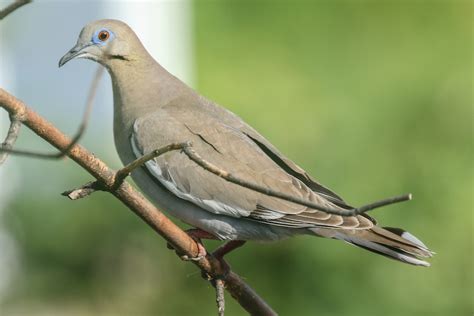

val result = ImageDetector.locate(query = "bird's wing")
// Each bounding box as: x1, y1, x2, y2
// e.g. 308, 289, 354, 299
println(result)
195, 96, 351, 208
131, 105, 373, 230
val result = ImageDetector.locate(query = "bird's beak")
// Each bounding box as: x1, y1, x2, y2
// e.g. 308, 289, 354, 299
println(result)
58, 43, 93, 68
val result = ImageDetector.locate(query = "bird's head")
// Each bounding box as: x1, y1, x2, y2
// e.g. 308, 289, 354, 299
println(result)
59, 19, 138, 68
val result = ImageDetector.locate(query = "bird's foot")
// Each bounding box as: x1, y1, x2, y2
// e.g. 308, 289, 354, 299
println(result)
167, 228, 217, 261
167, 230, 246, 279
180, 241, 207, 261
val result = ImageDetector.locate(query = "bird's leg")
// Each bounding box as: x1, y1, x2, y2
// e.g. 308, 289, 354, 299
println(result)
168, 229, 246, 277
203, 240, 245, 286
168, 228, 218, 261
212, 240, 246, 260
185, 228, 218, 240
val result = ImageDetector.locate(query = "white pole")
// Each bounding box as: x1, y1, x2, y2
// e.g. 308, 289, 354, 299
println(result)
105, 0, 194, 86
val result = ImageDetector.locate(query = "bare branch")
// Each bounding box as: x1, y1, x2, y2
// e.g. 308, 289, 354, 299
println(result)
215, 279, 225, 316
61, 181, 105, 200
225, 272, 276, 316
114, 142, 188, 186
0, 0, 31, 20
62, 143, 192, 199
0, 88, 277, 316
0, 66, 103, 159
181, 145, 412, 215
95, 141, 411, 216
0, 1, 30, 159
354, 193, 412, 213
0, 115, 21, 164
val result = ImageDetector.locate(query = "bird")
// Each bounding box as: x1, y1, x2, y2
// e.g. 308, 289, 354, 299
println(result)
59, 19, 432, 266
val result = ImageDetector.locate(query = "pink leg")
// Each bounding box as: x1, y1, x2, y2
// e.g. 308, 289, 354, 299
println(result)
213, 240, 246, 259
186, 228, 218, 240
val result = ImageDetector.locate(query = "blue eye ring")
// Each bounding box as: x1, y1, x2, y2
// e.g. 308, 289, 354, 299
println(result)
92, 28, 114, 45
98, 30, 109, 42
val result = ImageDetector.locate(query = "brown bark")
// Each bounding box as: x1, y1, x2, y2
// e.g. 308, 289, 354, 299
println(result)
0, 88, 277, 315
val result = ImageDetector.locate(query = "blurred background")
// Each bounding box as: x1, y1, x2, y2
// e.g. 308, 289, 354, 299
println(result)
0, 1, 472, 315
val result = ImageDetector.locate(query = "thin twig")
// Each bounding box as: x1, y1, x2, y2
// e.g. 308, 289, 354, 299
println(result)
182, 145, 411, 215
114, 142, 188, 186
0, 0, 30, 162
95, 141, 411, 216
215, 279, 225, 316
63, 143, 193, 200
0, 0, 31, 20
61, 181, 105, 200
0, 66, 103, 159
0, 115, 21, 164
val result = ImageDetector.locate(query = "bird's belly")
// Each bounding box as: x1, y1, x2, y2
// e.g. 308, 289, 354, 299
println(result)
129, 167, 297, 241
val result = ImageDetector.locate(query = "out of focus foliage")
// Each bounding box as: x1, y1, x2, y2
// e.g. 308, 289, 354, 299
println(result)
1, 1, 472, 315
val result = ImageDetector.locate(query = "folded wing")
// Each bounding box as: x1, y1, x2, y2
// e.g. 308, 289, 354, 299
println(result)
131, 104, 373, 230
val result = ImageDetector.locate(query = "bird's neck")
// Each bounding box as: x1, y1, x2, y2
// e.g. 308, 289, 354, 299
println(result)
107, 59, 180, 127
105, 57, 190, 165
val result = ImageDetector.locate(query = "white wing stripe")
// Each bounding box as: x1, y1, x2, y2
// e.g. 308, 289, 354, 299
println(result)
130, 131, 250, 218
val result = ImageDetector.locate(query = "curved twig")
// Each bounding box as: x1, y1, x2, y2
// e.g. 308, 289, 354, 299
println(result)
181, 144, 412, 216
0, 115, 21, 164
215, 279, 225, 316
0, 0, 31, 20
84, 141, 410, 217
0, 0, 30, 163
0, 66, 103, 159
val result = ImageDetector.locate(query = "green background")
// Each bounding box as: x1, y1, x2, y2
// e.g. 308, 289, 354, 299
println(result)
1, 1, 472, 315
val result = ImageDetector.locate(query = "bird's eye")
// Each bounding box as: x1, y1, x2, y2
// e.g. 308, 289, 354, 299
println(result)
98, 30, 110, 42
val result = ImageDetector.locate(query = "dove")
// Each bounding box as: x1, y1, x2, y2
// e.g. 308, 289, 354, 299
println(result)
59, 19, 432, 266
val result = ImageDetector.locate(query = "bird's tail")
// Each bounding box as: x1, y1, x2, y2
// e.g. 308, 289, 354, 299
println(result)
311, 226, 434, 266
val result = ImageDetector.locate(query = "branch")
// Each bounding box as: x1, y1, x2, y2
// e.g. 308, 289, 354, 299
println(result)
61, 181, 105, 200
214, 279, 225, 316
114, 142, 187, 187
0, 88, 277, 316
0, 0, 31, 20
0, 66, 103, 159
65, 140, 411, 216
180, 144, 412, 216
0, 0, 32, 164
0, 114, 21, 164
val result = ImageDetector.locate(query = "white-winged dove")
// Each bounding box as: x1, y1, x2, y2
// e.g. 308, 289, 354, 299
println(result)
59, 19, 432, 266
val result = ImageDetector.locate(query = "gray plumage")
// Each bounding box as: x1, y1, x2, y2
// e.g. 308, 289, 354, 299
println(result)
59, 19, 433, 266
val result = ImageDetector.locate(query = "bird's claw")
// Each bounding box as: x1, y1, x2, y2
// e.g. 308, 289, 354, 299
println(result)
180, 254, 206, 261
167, 236, 208, 261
